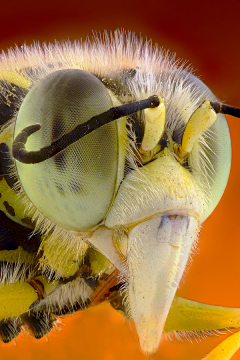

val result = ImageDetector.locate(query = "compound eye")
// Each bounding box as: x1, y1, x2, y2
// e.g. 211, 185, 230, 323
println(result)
192, 112, 231, 223
14, 69, 118, 231
183, 74, 232, 223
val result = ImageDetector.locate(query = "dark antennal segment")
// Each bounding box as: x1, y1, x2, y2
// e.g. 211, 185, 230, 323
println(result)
12, 95, 160, 164
210, 102, 240, 119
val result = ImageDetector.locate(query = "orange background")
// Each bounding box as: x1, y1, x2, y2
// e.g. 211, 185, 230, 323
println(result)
0, 0, 240, 359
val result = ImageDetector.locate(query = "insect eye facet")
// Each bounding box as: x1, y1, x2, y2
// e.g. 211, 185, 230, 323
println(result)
14, 69, 119, 231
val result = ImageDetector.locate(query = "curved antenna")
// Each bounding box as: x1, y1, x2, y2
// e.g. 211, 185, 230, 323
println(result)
12, 95, 160, 164
210, 102, 240, 118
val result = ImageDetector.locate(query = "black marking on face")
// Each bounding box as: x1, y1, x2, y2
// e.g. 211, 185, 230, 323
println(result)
21, 217, 36, 227
0, 210, 41, 253
172, 128, 185, 145
159, 131, 168, 149
0, 82, 27, 126
3, 201, 15, 217
0, 143, 18, 188
181, 156, 191, 172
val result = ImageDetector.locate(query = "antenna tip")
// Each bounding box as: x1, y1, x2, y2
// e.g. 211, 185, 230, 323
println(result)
149, 95, 160, 108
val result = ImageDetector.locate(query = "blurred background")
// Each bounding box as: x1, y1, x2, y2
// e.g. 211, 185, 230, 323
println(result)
0, 0, 240, 359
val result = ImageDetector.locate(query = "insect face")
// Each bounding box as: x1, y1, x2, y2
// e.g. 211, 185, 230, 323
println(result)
0, 31, 237, 358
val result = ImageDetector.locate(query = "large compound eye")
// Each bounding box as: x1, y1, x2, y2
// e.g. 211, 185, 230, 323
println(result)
191, 112, 231, 223
184, 74, 231, 223
14, 69, 118, 231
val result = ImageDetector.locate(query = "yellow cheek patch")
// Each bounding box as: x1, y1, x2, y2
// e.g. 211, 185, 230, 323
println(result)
0, 71, 31, 88
181, 100, 217, 154
40, 234, 88, 278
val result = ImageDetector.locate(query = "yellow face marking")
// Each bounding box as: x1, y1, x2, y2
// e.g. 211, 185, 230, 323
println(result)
140, 97, 165, 152
181, 100, 217, 154
40, 234, 88, 278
